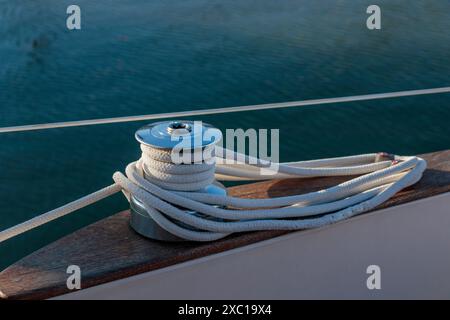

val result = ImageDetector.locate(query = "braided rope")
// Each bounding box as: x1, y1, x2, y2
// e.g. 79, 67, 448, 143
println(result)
0, 141, 427, 243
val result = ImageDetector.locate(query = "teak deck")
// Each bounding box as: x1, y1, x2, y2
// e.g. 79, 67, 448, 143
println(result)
1, 150, 450, 300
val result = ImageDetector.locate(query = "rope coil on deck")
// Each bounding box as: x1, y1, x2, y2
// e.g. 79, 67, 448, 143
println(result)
0, 126, 427, 243
109, 143, 426, 241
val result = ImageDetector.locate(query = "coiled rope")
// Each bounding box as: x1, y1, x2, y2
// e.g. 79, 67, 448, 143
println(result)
0, 139, 427, 242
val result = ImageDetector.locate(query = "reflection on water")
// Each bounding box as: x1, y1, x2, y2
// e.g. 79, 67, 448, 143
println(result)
0, 0, 449, 269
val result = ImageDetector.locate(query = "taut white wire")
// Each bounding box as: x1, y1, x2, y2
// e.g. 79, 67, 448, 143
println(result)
0, 86, 449, 133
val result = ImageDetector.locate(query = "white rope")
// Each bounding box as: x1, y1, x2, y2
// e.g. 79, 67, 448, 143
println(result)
0, 141, 427, 243
0, 86, 449, 133
0, 184, 122, 243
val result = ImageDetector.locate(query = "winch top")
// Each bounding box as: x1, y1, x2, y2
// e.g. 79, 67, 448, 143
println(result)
135, 120, 222, 150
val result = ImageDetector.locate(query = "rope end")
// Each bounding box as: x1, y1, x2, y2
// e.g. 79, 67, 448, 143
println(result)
375, 152, 396, 163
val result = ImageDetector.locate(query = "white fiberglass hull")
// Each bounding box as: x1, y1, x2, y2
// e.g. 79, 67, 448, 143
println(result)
55, 192, 450, 300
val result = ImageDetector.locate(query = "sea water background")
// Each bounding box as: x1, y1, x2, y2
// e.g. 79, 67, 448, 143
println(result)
0, 0, 449, 269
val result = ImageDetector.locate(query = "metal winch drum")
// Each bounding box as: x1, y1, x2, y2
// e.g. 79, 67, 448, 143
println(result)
130, 120, 226, 241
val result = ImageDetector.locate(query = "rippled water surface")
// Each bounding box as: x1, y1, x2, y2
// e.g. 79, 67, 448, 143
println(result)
0, 0, 449, 269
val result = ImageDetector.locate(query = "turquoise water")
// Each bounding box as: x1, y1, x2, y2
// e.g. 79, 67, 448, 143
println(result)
0, 0, 449, 270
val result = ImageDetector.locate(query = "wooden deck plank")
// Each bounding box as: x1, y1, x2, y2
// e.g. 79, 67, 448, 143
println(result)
1, 150, 450, 300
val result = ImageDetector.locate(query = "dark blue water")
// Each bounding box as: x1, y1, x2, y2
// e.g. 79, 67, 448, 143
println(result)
0, 0, 449, 270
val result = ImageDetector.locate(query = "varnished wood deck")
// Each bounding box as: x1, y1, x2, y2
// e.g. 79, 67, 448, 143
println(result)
1, 150, 449, 300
